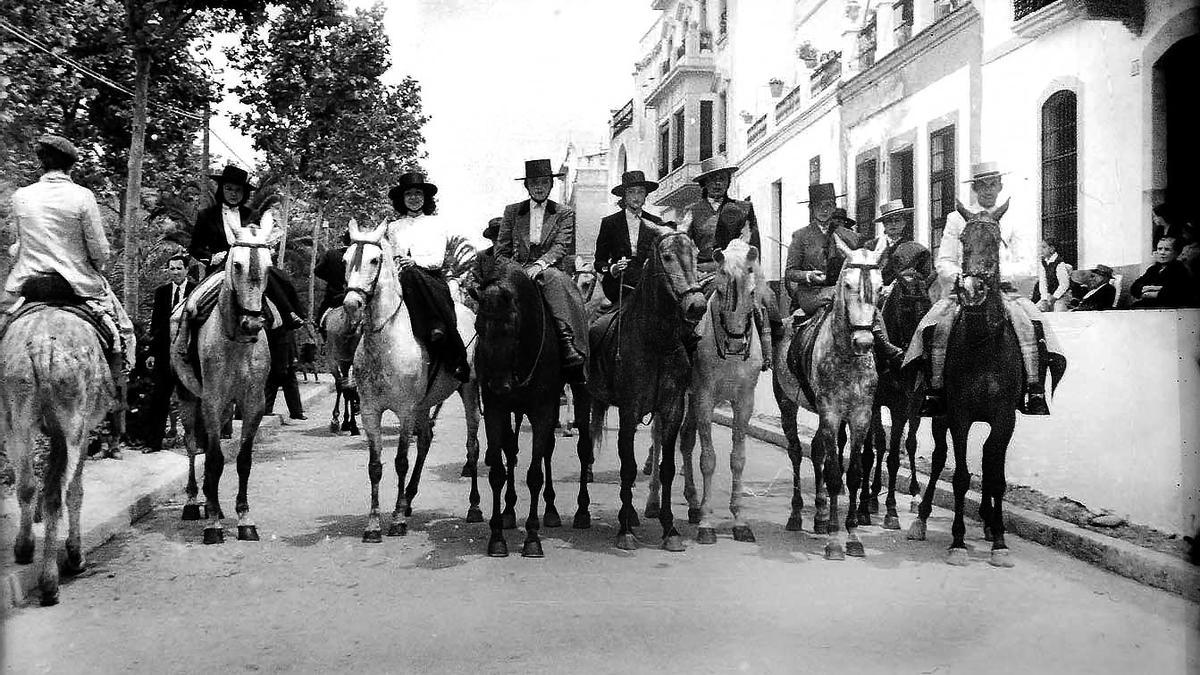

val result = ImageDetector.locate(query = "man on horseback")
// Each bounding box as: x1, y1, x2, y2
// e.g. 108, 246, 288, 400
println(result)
864, 199, 933, 287
595, 170, 665, 303
683, 157, 774, 370
313, 228, 351, 339
905, 162, 1054, 416
1, 134, 136, 383
784, 183, 905, 369
385, 172, 471, 383
496, 159, 588, 384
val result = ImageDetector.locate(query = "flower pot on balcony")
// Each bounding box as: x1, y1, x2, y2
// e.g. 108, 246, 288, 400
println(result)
769, 79, 785, 98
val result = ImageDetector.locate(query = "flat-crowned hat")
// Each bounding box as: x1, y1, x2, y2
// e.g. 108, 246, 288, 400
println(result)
611, 170, 659, 196
516, 159, 565, 181
208, 164, 257, 190
1090, 264, 1115, 279
693, 156, 739, 184
388, 171, 438, 202
482, 217, 502, 241
962, 161, 1010, 184
37, 134, 78, 163
832, 207, 856, 227
874, 199, 915, 222
798, 182, 844, 204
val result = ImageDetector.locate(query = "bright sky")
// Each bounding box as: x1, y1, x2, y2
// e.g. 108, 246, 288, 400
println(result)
210, 0, 656, 242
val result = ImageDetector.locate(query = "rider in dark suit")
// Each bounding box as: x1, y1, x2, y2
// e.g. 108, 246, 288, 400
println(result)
143, 254, 195, 452
594, 171, 666, 304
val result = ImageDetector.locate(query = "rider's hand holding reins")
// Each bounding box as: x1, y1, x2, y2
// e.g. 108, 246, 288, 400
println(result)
211, 250, 228, 267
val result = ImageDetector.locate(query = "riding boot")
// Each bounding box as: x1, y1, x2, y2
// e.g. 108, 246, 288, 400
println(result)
1022, 381, 1051, 415
871, 315, 904, 372
917, 325, 946, 417
555, 319, 586, 384
754, 306, 772, 372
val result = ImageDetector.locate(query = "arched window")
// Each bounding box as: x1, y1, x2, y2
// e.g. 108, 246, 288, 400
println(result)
1041, 90, 1078, 265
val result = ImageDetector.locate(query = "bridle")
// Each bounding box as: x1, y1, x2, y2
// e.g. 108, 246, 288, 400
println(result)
713, 269, 754, 361
223, 240, 273, 343
650, 232, 704, 316
840, 260, 881, 332
344, 239, 401, 332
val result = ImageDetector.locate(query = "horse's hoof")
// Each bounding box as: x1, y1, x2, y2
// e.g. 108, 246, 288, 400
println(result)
521, 539, 544, 558
643, 503, 660, 520
488, 538, 509, 558
501, 512, 517, 530
868, 497, 880, 514
404, 505, 413, 518
349, 428, 360, 437
629, 511, 641, 528
785, 515, 803, 532
572, 511, 591, 529
362, 530, 382, 544
466, 506, 484, 523
687, 507, 702, 525
543, 508, 562, 529
696, 527, 717, 545
732, 525, 756, 543
983, 525, 994, 542
387, 522, 407, 537
883, 515, 902, 530
237, 525, 260, 542
62, 554, 87, 577
907, 520, 927, 541
662, 534, 685, 552
13, 543, 34, 565
845, 540, 865, 557
460, 463, 476, 479
181, 504, 203, 521
946, 548, 970, 566
824, 542, 845, 560
989, 549, 1014, 568
813, 519, 830, 535
203, 528, 225, 545
328, 422, 339, 433
39, 588, 59, 607
615, 533, 638, 551
856, 511, 872, 527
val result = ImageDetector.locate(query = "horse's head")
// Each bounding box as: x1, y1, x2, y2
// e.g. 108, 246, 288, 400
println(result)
832, 235, 886, 355
473, 256, 532, 395
647, 226, 707, 324
342, 217, 390, 322
573, 260, 598, 303
222, 209, 278, 336
955, 198, 1009, 306
712, 238, 761, 323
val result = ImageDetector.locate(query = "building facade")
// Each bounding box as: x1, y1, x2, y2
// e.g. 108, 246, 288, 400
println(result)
557, 144, 610, 264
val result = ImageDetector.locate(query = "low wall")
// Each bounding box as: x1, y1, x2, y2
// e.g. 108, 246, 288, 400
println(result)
747, 309, 1200, 536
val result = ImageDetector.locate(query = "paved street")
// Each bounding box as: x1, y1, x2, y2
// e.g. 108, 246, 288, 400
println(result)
4, 387, 1198, 674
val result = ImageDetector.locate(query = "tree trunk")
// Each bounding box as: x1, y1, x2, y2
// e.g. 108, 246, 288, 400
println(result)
276, 184, 291, 264
121, 49, 152, 321
307, 204, 324, 316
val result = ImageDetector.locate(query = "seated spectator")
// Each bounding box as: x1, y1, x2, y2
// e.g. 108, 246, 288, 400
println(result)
1172, 217, 1199, 283
1031, 238, 1073, 312
1130, 236, 1192, 309
1069, 264, 1116, 311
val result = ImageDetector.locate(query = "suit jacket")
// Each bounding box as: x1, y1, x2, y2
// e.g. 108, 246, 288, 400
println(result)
189, 203, 254, 265
594, 210, 665, 301
150, 279, 195, 360
1072, 282, 1116, 311
1130, 260, 1193, 308
864, 237, 932, 286
497, 199, 575, 270
785, 223, 860, 314
687, 196, 761, 263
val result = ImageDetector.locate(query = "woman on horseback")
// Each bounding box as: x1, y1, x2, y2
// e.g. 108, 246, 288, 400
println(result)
385, 172, 470, 382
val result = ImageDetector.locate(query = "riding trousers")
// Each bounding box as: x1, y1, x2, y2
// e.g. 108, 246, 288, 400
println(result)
535, 267, 589, 359
398, 265, 468, 369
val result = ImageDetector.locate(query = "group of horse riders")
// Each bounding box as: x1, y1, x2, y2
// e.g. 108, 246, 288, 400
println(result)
1, 134, 1057, 439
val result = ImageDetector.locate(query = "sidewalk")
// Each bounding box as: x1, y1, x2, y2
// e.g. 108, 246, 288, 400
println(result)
1, 380, 328, 607
711, 408, 1200, 602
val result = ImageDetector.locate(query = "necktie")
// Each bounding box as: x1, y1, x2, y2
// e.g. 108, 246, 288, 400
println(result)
172, 285, 181, 308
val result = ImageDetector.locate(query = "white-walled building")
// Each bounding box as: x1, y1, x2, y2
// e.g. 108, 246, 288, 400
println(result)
557, 144, 610, 263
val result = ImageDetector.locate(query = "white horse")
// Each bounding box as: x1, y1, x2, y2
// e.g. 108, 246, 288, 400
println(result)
644, 239, 765, 543
342, 219, 481, 541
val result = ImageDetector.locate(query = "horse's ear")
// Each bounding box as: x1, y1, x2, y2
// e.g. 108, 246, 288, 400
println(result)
222, 218, 240, 247
993, 198, 1011, 221
873, 236, 888, 255
676, 209, 693, 233
746, 245, 759, 264
713, 249, 725, 265
832, 233, 854, 259
256, 209, 277, 245
348, 218, 360, 238
954, 199, 973, 223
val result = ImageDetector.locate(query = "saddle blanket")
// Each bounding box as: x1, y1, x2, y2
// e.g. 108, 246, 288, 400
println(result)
0, 299, 116, 354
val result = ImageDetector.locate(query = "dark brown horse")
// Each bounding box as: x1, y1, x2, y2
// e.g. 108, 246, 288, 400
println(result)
472, 255, 592, 557
858, 266, 930, 529
581, 226, 707, 551
907, 200, 1064, 567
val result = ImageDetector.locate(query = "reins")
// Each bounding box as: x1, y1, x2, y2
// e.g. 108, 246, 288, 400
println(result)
345, 240, 402, 333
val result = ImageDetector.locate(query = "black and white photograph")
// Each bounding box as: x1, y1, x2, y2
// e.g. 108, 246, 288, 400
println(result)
1, 0, 1197, 672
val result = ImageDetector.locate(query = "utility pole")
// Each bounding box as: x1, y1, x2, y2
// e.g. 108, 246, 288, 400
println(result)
200, 103, 211, 178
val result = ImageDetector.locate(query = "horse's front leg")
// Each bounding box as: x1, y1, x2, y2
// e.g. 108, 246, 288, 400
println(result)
982, 413, 1016, 568
330, 389, 342, 434
843, 415, 872, 558
811, 415, 836, 536
657, 400, 686, 552
460, 382, 484, 523
179, 401, 204, 520
199, 400, 228, 545
883, 402, 905, 530
856, 412, 878, 527
946, 419, 972, 566
728, 390, 756, 543
574, 398, 603, 530
360, 406, 385, 543
775, 376, 805, 531
908, 416, 949, 542
234, 390, 266, 542
693, 390, 719, 544
389, 414, 416, 537
523, 403, 557, 557
402, 412, 434, 522
502, 416, 519, 530
483, 405, 512, 557
678, 397, 702, 528
615, 408, 641, 550
643, 419, 662, 520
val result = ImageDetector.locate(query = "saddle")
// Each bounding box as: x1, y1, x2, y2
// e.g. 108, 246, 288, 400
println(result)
0, 274, 115, 355
785, 305, 829, 410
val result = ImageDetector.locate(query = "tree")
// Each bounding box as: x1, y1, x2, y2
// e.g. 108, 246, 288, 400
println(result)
228, 0, 428, 310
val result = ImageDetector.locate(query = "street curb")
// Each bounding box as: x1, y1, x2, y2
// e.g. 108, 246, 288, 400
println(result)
712, 410, 1200, 602
3, 451, 199, 608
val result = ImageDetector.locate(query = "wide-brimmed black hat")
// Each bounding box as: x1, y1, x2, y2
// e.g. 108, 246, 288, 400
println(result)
693, 156, 739, 184
37, 134, 79, 163
1090, 264, 1115, 279
611, 170, 659, 197
482, 217, 502, 241
798, 182, 844, 204
388, 172, 438, 202
208, 164, 256, 190
873, 199, 915, 222
832, 207, 856, 227
515, 159, 565, 181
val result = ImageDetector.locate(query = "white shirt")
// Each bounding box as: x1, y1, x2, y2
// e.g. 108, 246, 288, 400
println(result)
529, 200, 547, 244
221, 204, 242, 233
171, 281, 187, 308
707, 196, 723, 213
386, 213, 447, 270
934, 202, 1022, 299
1036, 253, 1072, 301
624, 208, 644, 250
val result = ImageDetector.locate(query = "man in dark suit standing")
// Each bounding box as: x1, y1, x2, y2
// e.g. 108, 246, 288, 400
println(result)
496, 159, 588, 383
313, 229, 351, 338
144, 254, 194, 452
594, 170, 665, 303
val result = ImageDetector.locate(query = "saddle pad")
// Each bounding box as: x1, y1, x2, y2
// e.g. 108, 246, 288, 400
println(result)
785, 304, 830, 410
3, 302, 114, 353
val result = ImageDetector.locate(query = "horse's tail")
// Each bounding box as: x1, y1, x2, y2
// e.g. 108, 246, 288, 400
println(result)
170, 318, 203, 399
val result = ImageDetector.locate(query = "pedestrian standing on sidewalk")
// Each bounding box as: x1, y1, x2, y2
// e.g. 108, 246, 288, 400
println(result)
264, 266, 307, 422
143, 254, 195, 452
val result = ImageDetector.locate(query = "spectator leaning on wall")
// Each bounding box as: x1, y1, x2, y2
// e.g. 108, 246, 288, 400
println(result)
1069, 264, 1117, 311
1130, 236, 1193, 309
1031, 238, 1073, 312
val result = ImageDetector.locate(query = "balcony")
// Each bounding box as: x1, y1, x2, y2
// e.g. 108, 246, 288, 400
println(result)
1013, 0, 1144, 35
1013, 0, 1057, 20
809, 54, 842, 96
746, 114, 768, 146
652, 161, 705, 208
610, 100, 633, 138
774, 83, 804, 123
643, 52, 717, 108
